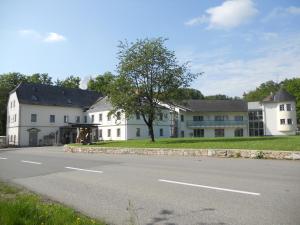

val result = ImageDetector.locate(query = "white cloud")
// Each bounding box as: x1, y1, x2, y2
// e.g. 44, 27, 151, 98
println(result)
185, 15, 208, 26
18, 29, 42, 39
286, 6, 300, 15
185, 0, 258, 29
177, 34, 300, 96
44, 32, 66, 42
263, 6, 300, 22
18, 29, 66, 43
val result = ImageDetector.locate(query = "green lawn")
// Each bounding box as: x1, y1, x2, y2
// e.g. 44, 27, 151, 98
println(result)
0, 181, 107, 225
70, 136, 300, 151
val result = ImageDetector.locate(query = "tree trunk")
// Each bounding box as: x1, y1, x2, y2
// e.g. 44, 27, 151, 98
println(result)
148, 121, 155, 142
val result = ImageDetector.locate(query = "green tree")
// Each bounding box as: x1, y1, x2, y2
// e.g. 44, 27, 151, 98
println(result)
282, 78, 300, 123
173, 88, 204, 100
0, 72, 27, 135
204, 94, 238, 100
26, 73, 53, 85
87, 72, 115, 95
243, 80, 280, 101
55, 75, 81, 88
107, 38, 199, 142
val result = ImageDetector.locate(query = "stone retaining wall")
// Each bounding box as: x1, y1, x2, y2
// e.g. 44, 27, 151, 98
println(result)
64, 146, 300, 160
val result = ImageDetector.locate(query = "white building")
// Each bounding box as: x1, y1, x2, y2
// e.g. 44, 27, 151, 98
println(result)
171, 100, 248, 138
247, 89, 297, 136
86, 97, 171, 141
6, 84, 297, 146
6, 83, 101, 146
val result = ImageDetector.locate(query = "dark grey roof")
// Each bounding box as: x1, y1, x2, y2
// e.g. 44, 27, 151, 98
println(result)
87, 96, 112, 112
13, 83, 102, 108
262, 89, 295, 102
178, 100, 248, 112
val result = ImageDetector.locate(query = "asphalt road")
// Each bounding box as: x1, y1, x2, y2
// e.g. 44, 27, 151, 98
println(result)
0, 147, 300, 225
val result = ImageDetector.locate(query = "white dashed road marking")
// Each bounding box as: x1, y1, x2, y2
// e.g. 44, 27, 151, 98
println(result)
65, 167, 103, 174
0, 157, 7, 160
21, 160, 42, 165
158, 179, 261, 196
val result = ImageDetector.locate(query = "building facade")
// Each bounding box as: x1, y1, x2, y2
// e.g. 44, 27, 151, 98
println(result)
247, 89, 297, 136
6, 83, 297, 146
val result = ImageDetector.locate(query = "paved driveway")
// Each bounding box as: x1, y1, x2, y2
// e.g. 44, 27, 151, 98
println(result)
0, 146, 300, 225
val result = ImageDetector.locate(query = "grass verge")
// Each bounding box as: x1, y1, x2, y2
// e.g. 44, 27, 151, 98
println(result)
69, 136, 300, 151
0, 180, 107, 225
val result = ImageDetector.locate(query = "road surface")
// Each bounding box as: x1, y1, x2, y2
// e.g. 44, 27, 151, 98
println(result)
0, 146, 300, 225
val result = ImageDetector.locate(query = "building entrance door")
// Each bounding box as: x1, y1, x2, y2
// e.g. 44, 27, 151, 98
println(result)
29, 131, 38, 146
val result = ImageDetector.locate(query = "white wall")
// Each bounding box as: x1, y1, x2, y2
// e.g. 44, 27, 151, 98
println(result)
6, 92, 20, 145
87, 109, 172, 140
178, 111, 248, 138
19, 104, 84, 146
263, 101, 297, 135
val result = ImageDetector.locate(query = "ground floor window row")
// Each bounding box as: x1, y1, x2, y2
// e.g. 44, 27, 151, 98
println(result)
98, 128, 165, 138
180, 128, 244, 138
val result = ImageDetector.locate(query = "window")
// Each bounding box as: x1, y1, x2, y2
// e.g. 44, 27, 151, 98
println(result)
116, 112, 121, 120
136, 128, 141, 137
136, 112, 140, 120
280, 119, 285, 125
117, 128, 121, 137
107, 129, 111, 137
107, 114, 111, 121
64, 115, 69, 123
181, 130, 184, 137
180, 115, 184, 122
159, 128, 164, 136
164, 113, 168, 119
31, 114, 37, 122
84, 116, 87, 123
234, 128, 243, 137
13, 100, 15, 108
286, 104, 291, 111
99, 129, 102, 138
159, 113, 163, 121
13, 135, 16, 144
76, 116, 80, 123
287, 119, 292, 125
279, 104, 284, 111
91, 115, 94, 123
234, 116, 243, 121
99, 113, 102, 122
10, 102, 12, 108
14, 114, 17, 122
194, 129, 204, 137
8, 116, 10, 124
50, 115, 55, 123
215, 115, 225, 121
215, 129, 224, 137
193, 116, 203, 121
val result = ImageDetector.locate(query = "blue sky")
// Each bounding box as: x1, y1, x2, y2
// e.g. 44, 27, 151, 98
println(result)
0, 0, 300, 96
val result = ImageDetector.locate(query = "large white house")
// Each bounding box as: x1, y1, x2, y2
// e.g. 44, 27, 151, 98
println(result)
248, 89, 297, 136
6, 83, 297, 146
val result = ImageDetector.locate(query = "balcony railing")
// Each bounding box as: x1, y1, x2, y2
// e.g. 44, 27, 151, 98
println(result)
187, 120, 248, 127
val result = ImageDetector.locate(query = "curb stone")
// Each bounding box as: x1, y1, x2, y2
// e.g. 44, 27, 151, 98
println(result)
64, 146, 300, 160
